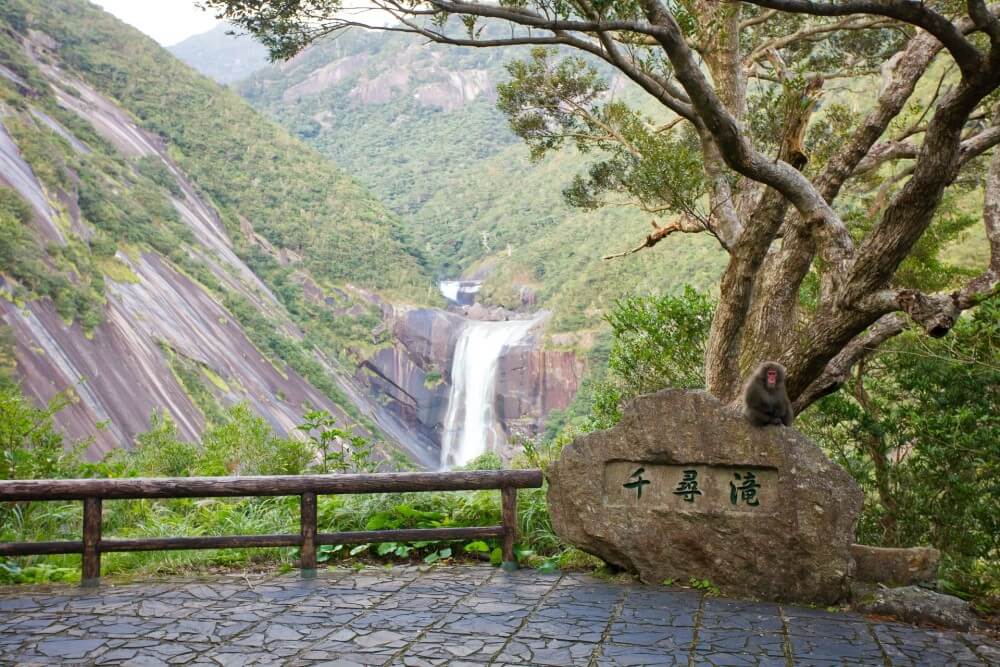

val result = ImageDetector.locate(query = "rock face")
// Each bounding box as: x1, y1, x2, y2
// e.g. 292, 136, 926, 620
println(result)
547, 390, 863, 604
356, 305, 583, 466
495, 337, 584, 442
358, 306, 463, 451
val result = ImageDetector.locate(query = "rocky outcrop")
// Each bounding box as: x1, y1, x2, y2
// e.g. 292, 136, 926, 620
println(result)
0, 34, 407, 463
358, 307, 464, 451
276, 46, 495, 111
356, 304, 583, 465
547, 390, 863, 604
2, 253, 355, 460
495, 337, 584, 441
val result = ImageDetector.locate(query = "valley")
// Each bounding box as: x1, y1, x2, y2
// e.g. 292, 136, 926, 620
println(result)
0, 0, 590, 468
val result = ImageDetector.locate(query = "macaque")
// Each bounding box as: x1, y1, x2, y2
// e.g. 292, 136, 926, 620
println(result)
742, 361, 794, 427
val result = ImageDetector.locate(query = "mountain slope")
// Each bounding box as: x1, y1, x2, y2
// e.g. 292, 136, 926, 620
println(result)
231, 27, 727, 331
169, 23, 269, 85
0, 0, 437, 465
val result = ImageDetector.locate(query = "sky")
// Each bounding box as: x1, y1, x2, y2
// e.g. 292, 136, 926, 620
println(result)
92, 0, 220, 46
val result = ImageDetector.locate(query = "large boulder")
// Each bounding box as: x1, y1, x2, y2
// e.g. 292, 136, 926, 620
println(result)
547, 390, 863, 604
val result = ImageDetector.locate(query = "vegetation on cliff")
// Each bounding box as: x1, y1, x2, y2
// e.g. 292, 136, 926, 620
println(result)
235, 27, 727, 331
2, 0, 429, 294
0, 0, 439, 448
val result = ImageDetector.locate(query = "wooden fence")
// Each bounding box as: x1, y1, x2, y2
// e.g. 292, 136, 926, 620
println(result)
0, 469, 544, 585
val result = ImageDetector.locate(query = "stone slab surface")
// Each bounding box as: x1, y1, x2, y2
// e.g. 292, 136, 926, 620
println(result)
0, 565, 996, 666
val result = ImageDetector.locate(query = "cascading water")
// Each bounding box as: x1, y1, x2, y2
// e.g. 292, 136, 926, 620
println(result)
439, 280, 481, 306
439, 282, 538, 469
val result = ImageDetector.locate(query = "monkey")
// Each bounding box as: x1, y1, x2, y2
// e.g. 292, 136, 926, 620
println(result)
742, 361, 794, 427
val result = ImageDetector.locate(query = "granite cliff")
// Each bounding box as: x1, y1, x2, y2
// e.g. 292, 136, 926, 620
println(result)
0, 1, 582, 467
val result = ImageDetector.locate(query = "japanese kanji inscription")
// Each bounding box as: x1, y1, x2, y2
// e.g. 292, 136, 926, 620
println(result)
603, 461, 778, 512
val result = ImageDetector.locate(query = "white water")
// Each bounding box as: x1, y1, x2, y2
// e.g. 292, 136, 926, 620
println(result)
440, 317, 537, 468
439, 279, 481, 304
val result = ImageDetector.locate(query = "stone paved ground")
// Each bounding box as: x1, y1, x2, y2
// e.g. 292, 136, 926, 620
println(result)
0, 565, 997, 666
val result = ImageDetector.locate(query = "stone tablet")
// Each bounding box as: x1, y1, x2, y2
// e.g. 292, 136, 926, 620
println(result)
547, 390, 862, 603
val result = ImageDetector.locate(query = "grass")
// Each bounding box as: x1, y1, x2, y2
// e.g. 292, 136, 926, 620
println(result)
2, 487, 566, 583
96, 256, 140, 284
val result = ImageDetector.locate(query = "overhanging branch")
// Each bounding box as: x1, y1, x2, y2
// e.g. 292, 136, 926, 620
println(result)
793, 313, 906, 412
602, 217, 708, 259
739, 0, 983, 76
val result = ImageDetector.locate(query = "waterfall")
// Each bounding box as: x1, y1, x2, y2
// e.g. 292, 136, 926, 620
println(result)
438, 281, 537, 469
439, 280, 481, 306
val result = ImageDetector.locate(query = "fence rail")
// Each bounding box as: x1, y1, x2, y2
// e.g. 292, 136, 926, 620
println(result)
0, 469, 544, 585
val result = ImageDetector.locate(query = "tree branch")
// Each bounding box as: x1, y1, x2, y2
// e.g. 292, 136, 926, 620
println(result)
638, 0, 852, 264
968, 0, 1000, 45
740, 0, 983, 76
843, 68, 1000, 304
418, 0, 699, 121
796, 137, 1000, 410
602, 217, 707, 259
741, 8, 779, 30
744, 16, 892, 67
815, 29, 943, 202
854, 124, 1000, 174
793, 313, 906, 412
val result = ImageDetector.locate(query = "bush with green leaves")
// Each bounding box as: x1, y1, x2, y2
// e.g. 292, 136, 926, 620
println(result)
800, 296, 999, 604
589, 287, 714, 429
0, 393, 563, 582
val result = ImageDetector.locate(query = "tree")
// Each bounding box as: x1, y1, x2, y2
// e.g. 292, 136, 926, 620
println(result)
205, 0, 1000, 411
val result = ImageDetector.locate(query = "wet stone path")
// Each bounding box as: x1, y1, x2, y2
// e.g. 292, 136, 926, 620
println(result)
0, 565, 997, 666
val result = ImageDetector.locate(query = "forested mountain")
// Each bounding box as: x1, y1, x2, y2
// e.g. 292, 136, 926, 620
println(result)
0, 0, 437, 465
221, 28, 727, 332
170, 23, 269, 85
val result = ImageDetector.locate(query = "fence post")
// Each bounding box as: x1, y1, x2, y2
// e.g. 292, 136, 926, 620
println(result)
300, 492, 317, 575
82, 497, 102, 586
500, 486, 518, 572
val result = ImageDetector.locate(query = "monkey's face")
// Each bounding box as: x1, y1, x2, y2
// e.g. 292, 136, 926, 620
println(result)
766, 369, 778, 387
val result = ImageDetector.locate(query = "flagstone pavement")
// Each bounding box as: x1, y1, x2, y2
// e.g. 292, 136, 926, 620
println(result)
0, 565, 997, 666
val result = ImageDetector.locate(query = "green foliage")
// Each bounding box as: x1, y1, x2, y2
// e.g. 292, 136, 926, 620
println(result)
0, 327, 16, 391
498, 48, 610, 161
0, 185, 104, 331
220, 291, 373, 425
800, 296, 1000, 602
500, 48, 706, 220
605, 287, 714, 394
458, 451, 503, 470
0, 388, 79, 481
0, 388, 85, 582
2, 0, 429, 295
159, 343, 227, 426
298, 409, 377, 474
135, 155, 182, 197
236, 27, 726, 329
585, 287, 714, 428
688, 577, 721, 595
127, 413, 201, 477
0, 560, 77, 584
200, 404, 314, 476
